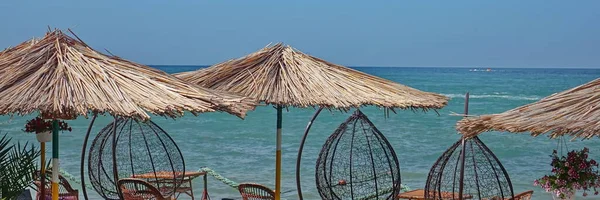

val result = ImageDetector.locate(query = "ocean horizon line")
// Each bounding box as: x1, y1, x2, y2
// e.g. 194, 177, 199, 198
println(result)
148, 64, 600, 69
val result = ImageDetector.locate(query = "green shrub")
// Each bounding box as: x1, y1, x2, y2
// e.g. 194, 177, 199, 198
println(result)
0, 134, 40, 200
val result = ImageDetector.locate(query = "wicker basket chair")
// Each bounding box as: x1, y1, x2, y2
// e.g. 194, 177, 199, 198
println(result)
316, 110, 402, 200
238, 183, 275, 200
425, 137, 514, 200
88, 118, 185, 200
33, 170, 79, 200
118, 178, 171, 200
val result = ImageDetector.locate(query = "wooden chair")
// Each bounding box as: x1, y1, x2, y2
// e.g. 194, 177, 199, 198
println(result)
508, 190, 533, 200
118, 178, 172, 200
238, 183, 275, 200
33, 170, 78, 200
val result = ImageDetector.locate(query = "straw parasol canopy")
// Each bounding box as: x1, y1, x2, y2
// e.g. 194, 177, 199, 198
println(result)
0, 30, 257, 121
457, 78, 600, 139
174, 43, 448, 110
176, 43, 448, 200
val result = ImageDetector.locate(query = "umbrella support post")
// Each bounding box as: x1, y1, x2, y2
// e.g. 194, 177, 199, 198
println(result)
458, 137, 466, 200
275, 106, 283, 200
80, 113, 98, 200
111, 117, 121, 199
40, 142, 46, 200
295, 107, 324, 200
457, 92, 470, 200
51, 120, 59, 200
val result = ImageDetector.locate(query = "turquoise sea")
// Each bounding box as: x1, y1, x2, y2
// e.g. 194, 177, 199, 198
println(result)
2, 66, 600, 200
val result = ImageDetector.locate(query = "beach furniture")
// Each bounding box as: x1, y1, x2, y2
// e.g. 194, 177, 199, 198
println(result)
397, 189, 473, 200
424, 136, 514, 200
33, 170, 78, 200
396, 189, 532, 200
0, 29, 255, 200
118, 178, 171, 200
132, 171, 208, 200
455, 80, 597, 200
238, 183, 275, 200
88, 119, 187, 200
315, 110, 401, 200
426, 94, 515, 200
508, 191, 533, 200
174, 43, 448, 200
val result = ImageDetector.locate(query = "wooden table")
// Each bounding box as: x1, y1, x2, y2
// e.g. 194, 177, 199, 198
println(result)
132, 171, 209, 200
397, 189, 473, 200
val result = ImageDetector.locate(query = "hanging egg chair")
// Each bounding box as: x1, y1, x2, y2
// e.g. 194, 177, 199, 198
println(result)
316, 110, 401, 200
425, 136, 514, 200
87, 118, 185, 200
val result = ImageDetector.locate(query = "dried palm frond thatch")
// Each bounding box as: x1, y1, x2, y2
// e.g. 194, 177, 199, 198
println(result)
0, 30, 256, 120
175, 43, 448, 200
175, 43, 448, 111
457, 78, 600, 139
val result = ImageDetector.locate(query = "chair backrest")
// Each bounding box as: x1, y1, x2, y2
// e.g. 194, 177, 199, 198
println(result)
117, 178, 168, 200
509, 190, 533, 200
33, 170, 78, 199
238, 183, 275, 200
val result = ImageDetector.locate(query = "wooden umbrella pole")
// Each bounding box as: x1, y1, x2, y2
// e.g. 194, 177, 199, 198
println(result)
40, 142, 46, 200
111, 117, 121, 199
458, 137, 466, 200
295, 107, 324, 200
275, 105, 283, 200
458, 92, 470, 200
464, 92, 470, 117
51, 120, 59, 200
80, 113, 98, 200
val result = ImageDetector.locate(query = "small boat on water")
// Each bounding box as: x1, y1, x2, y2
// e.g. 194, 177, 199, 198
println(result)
469, 68, 493, 72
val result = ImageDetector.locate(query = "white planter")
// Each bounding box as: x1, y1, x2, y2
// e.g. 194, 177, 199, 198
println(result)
36, 131, 52, 143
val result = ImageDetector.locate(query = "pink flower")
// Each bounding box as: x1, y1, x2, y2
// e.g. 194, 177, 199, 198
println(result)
537, 148, 600, 196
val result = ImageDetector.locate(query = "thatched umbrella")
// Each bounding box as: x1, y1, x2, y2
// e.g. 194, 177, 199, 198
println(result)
175, 43, 448, 199
0, 29, 256, 200
456, 78, 600, 139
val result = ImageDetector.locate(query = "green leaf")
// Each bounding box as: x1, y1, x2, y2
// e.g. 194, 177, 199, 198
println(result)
0, 133, 40, 200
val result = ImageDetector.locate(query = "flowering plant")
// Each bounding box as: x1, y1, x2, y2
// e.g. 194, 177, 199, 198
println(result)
23, 117, 72, 133
534, 148, 600, 199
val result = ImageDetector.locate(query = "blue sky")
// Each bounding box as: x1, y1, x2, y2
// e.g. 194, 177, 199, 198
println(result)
0, 1, 598, 68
